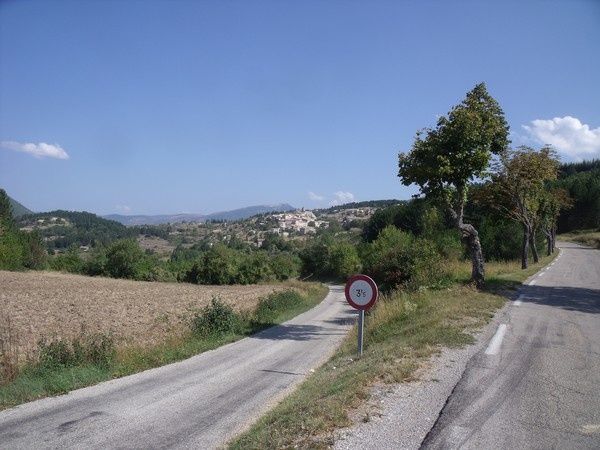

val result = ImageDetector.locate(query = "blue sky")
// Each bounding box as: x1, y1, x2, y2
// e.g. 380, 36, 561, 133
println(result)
1, 0, 599, 215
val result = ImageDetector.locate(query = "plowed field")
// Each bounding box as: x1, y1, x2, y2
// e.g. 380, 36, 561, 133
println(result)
0, 270, 288, 359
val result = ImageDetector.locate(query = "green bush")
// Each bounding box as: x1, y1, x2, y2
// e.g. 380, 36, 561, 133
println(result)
105, 239, 145, 279
191, 297, 241, 336
254, 290, 304, 324
238, 251, 275, 284
270, 252, 301, 280
193, 245, 240, 285
49, 248, 84, 273
328, 242, 361, 279
362, 226, 446, 291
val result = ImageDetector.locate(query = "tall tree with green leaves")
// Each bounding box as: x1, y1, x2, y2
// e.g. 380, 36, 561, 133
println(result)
398, 83, 509, 287
485, 146, 561, 268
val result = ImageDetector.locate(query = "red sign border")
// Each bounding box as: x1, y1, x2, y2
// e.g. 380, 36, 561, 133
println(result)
345, 274, 378, 311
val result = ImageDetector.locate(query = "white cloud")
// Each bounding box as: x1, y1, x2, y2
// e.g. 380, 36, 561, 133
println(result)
116, 205, 131, 213
308, 191, 325, 201
330, 191, 355, 206
522, 116, 600, 160
0, 141, 69, 160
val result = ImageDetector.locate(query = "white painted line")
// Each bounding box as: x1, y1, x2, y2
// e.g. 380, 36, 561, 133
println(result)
485, 324, 508, 355
538, 272, 545, 277
530, 279, 537, 285
514, 299, 522, 306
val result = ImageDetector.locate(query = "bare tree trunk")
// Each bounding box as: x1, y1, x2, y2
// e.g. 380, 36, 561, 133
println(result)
522, 224, 530, 269
551, 225, 557, 253
459, 223, 485, 288
544, 230, 552, 256
449, 196, 485, 288
530, 228, 539, 263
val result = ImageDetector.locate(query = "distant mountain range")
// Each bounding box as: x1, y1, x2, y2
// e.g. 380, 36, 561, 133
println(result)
104, 203, 296, 226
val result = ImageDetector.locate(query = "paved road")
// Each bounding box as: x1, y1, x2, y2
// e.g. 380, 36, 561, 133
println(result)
0, 286, 355, 449
423, 242, 600, 449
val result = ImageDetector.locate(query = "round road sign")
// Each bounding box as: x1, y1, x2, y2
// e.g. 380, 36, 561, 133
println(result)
345, 274, 378, 311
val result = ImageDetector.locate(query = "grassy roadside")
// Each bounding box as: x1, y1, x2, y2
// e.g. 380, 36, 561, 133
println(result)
229, 254, 557, 449
0, 281, 327, 410
559, 229, 600, 249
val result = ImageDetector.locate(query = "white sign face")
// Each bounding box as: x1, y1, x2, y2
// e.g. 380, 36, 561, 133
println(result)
348, 279, 374, 307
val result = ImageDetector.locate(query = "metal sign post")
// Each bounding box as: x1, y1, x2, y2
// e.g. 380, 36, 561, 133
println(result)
358, 309, 364, 357
344, 274, 378, 358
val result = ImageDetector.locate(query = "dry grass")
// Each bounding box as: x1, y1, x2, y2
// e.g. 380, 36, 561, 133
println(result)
0, 314, 20, 383
559, 230, 600, 249
0, 270, 294, 361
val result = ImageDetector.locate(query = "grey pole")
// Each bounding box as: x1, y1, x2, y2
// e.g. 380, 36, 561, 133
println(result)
358, 309, 364, 357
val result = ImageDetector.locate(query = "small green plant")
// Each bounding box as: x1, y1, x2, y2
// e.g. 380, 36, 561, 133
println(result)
191, 297, 241, 337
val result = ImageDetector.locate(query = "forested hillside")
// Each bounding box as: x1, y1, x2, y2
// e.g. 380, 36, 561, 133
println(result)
7, 196, 33, 217
556, 160, 600, 232
18, 210, 136, 251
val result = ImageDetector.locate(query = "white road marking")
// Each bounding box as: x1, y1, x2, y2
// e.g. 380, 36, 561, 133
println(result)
514, 295, 523, 306
538, 272, 545, 277
530, 279, 537, 285
485, 324, 508, 355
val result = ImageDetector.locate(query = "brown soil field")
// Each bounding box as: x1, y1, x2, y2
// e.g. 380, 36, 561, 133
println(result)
0, 270, 291, 360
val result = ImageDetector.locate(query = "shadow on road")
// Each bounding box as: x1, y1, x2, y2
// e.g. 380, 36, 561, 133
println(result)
251, 323, 349, 341
518, 285, 600, 314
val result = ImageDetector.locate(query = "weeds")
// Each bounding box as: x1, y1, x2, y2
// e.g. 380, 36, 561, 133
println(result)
37, 333, 115, 370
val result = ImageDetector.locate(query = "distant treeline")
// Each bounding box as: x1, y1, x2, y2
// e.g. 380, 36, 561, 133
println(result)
315, 199, 400, 214
556, 159, 600, 231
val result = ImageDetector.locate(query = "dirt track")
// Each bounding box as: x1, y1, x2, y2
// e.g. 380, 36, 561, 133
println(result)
0, 270, 287, 358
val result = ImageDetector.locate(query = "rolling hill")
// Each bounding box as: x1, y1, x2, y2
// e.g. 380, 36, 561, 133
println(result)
105, 203, 295, 226
7, 195, 33, 217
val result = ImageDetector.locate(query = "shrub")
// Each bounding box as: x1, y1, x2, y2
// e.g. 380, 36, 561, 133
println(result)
194, 245, 240, 285
362, 226, 446, 291
237, 251, 275, 284
37, 333, 115, 370
270, 252, 301, 281
299, 241, 331, 278
49, 248, 84, 273
328, 242, 361, 279
191, 297, 241, 336
105, 239, 145, 279
254, 290, 304, 324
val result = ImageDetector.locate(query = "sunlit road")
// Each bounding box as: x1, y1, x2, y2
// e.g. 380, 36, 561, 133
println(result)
423, 242, 600, 449
0, 287, 354, 449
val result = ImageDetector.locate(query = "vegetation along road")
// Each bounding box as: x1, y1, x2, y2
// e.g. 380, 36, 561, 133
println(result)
423, 241, 600, 449
0, 286, 354, 448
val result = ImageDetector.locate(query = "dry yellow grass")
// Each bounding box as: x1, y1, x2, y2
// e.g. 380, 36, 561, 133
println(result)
0, 270, 291, 360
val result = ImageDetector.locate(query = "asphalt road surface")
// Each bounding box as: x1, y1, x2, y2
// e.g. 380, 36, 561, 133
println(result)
0, 286, 355, 449
423, 242, 600, 449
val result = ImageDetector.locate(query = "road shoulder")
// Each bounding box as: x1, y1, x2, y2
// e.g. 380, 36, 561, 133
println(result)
334, 301, 510, 450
